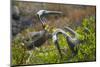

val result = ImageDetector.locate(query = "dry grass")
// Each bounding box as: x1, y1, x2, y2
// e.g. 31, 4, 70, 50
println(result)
14, 1, 96, 30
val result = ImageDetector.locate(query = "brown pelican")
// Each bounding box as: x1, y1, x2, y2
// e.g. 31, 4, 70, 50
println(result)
52, 27, 80, 58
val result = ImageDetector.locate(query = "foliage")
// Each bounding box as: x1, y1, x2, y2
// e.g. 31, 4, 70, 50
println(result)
12, 16, 96, 66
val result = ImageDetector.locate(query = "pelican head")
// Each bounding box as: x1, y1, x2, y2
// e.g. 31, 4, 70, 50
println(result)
36, 10, 62, 27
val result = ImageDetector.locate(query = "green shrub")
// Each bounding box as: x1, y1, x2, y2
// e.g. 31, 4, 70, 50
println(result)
12, 16, 96, 65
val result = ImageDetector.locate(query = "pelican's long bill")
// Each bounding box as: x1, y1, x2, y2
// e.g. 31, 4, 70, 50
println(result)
45, 10, 63, 15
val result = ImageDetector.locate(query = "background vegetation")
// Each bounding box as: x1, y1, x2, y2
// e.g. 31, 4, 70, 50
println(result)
11, 1, 96, 66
